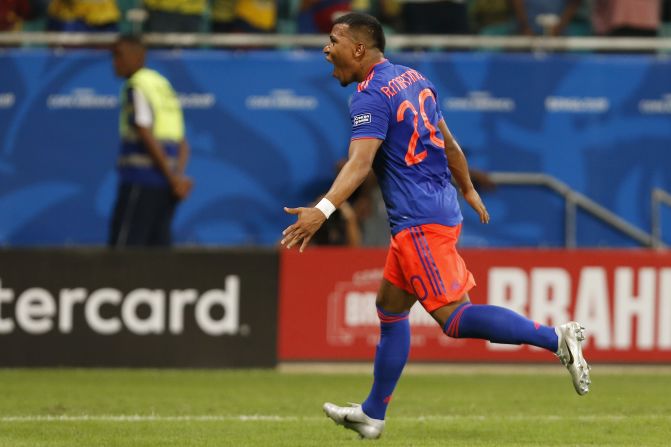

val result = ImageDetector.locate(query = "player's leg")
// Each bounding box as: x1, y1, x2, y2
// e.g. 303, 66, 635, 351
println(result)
324, 242, 416, 439
416, 223, 590, 395
432, 295, 559, 352
433, 299, 590, 395
361, 278, 415, 419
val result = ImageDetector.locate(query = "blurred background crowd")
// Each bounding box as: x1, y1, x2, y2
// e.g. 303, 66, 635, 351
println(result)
2, 0, 671, 39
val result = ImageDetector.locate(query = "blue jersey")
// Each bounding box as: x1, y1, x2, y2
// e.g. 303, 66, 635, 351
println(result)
349, 59, 462, 235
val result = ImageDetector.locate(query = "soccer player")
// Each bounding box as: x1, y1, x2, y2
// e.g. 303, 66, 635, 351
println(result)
280, 12, 591, 440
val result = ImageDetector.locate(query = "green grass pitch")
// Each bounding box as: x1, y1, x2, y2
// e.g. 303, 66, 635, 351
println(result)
0, 367, 669, 446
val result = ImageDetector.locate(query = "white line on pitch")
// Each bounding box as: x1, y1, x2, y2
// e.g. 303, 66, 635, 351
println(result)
1, 414, 669, 423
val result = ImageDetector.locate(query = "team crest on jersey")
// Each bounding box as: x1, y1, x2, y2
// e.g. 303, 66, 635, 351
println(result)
352, 113, 372, 127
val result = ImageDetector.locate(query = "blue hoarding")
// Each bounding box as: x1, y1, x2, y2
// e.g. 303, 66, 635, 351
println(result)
0, 49, 669, 247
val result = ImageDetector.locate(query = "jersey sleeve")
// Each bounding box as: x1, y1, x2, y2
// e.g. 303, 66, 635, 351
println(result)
349, 90, 389, 140
429, 82, 444, 123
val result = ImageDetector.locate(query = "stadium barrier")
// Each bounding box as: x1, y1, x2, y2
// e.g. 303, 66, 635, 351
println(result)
279, 248, 671, 363
1, 247, 670, 366
1, 32, 671, 52
0, 249, 278, 367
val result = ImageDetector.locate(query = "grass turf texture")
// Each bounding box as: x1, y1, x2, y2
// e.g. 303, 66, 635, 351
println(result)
0, 368, 669, 446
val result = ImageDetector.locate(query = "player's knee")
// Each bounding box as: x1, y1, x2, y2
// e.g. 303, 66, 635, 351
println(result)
431, 296, 471, 335
375, 297, 400, 316
376, 280, 416, 314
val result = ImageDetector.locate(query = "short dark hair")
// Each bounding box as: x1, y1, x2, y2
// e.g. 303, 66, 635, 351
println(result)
333, 12, 385, 53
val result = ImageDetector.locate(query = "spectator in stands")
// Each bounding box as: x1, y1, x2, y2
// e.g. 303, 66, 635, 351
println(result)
212, 0, 277, 33
0, 0, 32, 31
349, 0, 404, 33
47, 0, 120, 31
401, 0, 470, 34
375, 0, 404, 33
591, 0, 661, 37
470, 0, 516, 35
512, 0, 582, 36
109, 35, 193, 247
298, 0, 351, 33
211, 0, 235, 32
143, 0, 206, 32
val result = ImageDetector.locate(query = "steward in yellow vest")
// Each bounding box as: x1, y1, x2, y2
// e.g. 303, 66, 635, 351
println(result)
110, 35, 192, 247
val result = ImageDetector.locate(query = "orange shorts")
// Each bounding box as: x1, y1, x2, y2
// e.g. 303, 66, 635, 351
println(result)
383, 223, 475, 313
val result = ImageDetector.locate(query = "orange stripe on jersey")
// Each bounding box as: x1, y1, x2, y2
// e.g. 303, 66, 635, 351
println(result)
358, 70, 375, 92
357, 59, 389, 92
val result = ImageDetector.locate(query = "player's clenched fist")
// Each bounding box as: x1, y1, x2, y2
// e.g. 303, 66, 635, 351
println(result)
281, 206, 327, 252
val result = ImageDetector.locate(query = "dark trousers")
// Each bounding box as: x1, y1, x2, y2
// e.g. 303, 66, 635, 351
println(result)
109, 183, 177, 248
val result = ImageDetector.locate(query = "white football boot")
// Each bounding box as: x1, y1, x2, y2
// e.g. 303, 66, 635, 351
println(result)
323, 402, 385, 439
556, 322, 591, 395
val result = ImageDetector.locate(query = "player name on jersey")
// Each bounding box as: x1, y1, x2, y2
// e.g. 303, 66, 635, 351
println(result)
380, 69, 426, 99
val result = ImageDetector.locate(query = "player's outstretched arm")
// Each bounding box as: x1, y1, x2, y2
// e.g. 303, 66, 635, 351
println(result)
438, 120, 490, 224
281, 138, 382, 252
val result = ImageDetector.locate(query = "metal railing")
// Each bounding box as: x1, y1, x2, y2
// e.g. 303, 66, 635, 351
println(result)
1, 32, 671, 51
488, 172, 660, 248
652, 188, 671, 249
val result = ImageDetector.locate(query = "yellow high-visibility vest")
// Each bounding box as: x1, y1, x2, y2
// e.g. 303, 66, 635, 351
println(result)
120, 67, 184, 143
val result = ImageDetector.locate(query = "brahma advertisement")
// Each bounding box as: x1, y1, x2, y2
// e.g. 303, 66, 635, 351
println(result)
279, 248, 671, 362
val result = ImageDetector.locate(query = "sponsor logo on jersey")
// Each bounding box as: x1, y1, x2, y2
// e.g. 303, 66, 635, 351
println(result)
352, 113, 372, 127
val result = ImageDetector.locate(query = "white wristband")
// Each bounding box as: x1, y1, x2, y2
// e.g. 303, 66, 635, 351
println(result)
315, 198, 336, 219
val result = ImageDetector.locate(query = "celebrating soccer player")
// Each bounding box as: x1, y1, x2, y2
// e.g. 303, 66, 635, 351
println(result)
280, 12, 591, 440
